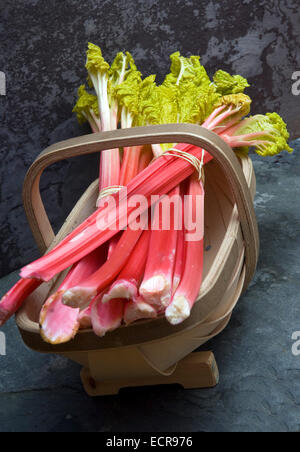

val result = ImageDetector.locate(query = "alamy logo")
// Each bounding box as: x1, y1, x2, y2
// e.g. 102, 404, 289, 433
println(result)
95, 190, 204, 242
0, 71, 6, 96
291, 72, 300, 96
0, 332, 6, 356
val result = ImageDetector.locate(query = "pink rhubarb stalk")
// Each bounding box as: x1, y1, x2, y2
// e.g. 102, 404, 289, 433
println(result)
91, 295, 124, 337
85, 45, 121, 197
102, 229, 150, 304
120, 146, 144, 186
139, 186, 181, 308
106, 144, 149, 256
138, 146, 153, 173
40, 247, 105, 344
62, 220, 148, 309
165, 175, 205, 325
220, 129, 276, 149
99, 149, 121, 195
0, 278, 41, 326
90, 144, 153, 334
172, 226, 185, 294
95, 146, 153, 333
20, 144, 213, 282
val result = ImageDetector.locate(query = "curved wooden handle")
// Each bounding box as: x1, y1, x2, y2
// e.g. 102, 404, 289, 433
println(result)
23, 124, 259, 291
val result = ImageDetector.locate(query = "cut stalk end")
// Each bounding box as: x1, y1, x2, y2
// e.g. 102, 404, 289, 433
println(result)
39, 292, 80, 345
165, 295, 191, 325
20, 266, 40, 280
140, 275, 171, 307
102, 280, 138, 304
62, 287, 96, 310
91, 297, 124, 337
124, 300, 157, 325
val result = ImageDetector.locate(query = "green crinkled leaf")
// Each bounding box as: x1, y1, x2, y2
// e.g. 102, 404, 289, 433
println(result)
117, 72, 157, 125
164, 51, 211, 88
135, 75, 158, 125
266, 112, 291, 144
215, 93, 252, 117
177, 82, 201, 123
141, 84, 177, 125
195, 84, 222, 123
213, 70, 250, 95
86, 43, 110, 76
176, 82, 221, 124
162, 52, 220, 124
109, 51, 137, 87
108, 51, 139, 116
116, 71, 143, 117
235, 113, 293, 156
73, 85, 99, 124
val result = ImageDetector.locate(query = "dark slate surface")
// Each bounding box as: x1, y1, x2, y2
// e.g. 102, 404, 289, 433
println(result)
0, 0, 300, 277
0, 140, 299, 433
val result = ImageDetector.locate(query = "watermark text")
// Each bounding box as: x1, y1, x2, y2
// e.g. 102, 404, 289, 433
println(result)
292, 331, 300, 356
0, 332, 6, 356
0, 72, 6, 96
95, 191, 204, 242
292, 72, 300, 96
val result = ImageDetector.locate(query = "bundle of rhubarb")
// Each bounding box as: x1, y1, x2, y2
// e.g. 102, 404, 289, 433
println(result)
0, 44, 292, 345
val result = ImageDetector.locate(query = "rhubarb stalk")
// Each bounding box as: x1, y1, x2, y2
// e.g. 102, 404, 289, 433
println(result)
62, 216, 148, 309
138, 146, 154, 173
166, 175, 205, 325
120, 146, 144, 186
20, 144, 213, 282
102, 229, 150, 304
40, 246, 106, 344
172, 223, 185, 293
86, 43, 121, 192
91, 295, 124, 337
0, 278, 41, 326
97, 147, 153, 333
140, 186, 181, 308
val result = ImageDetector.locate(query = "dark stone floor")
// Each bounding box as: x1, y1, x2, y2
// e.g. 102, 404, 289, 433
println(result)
0, 140, 299, 432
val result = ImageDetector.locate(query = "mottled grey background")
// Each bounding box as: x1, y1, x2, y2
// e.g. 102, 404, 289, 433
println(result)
0, 0, 299, 277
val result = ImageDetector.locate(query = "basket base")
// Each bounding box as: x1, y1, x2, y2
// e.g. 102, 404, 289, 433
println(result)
80, 351, 219, 396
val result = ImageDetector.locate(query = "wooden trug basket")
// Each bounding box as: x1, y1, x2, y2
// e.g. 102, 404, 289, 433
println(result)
16, 124, 259, 396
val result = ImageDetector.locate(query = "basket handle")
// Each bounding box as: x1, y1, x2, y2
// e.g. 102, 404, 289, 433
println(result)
23, 124, 259, 291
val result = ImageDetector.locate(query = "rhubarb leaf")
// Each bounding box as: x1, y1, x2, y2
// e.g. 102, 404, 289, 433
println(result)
109, 51, 137, 87
175, 82, 219, 124
216, 93, 252, 118
141, 84, 177, 125
85, 43, 111, 130
73, 85, 99, 125
86, 42, 110, 82
213, 70, 250, 95
116, 70, 143, 120
164, 51, 211, 88
117, 73, 157, 126
109, 51, 139, 128
163, 52, 221, 124
234, 113, 293, 156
